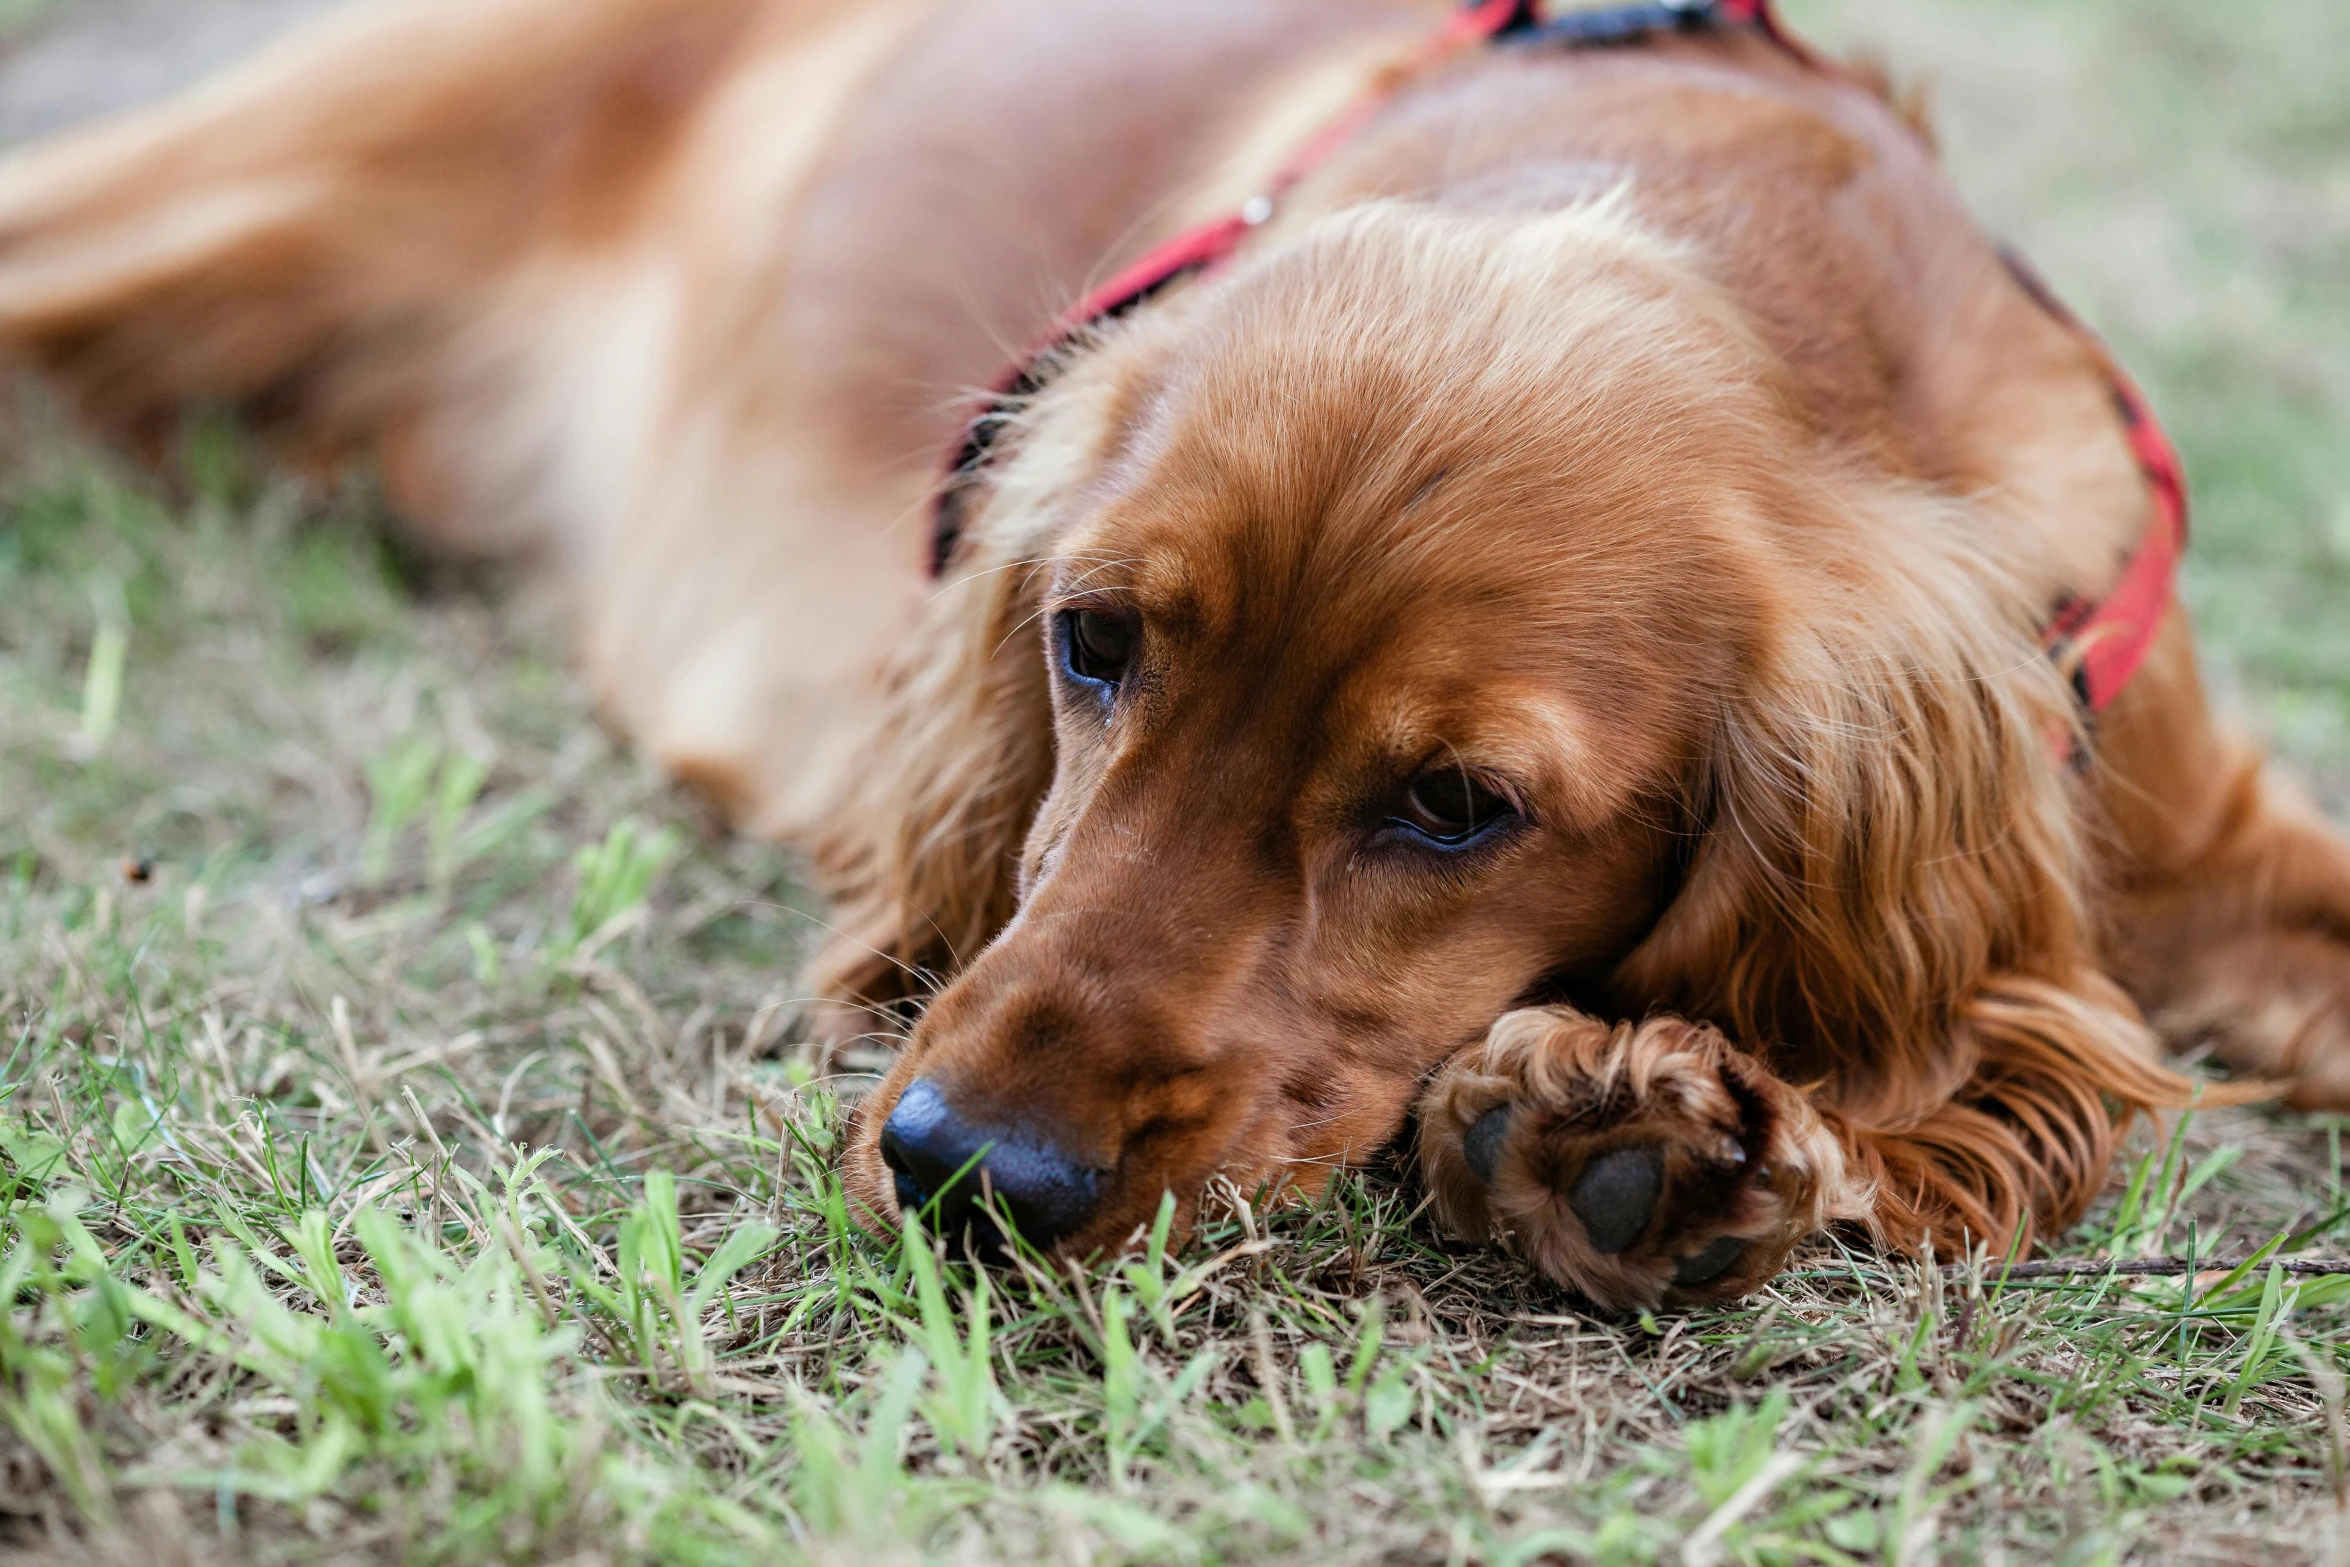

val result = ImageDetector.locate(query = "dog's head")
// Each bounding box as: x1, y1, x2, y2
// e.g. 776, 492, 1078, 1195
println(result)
827, 197, 2087, 1257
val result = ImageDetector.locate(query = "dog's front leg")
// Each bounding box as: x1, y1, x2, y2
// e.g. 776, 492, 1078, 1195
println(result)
1417, 1008, 1870, 1310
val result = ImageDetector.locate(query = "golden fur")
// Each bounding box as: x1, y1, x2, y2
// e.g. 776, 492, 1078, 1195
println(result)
6, 0, 2348, 1308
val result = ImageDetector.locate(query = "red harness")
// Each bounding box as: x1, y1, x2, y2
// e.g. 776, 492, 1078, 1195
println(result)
933, 0, 2187, 720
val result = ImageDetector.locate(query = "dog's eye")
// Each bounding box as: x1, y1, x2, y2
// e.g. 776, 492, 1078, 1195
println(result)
1394, 770, 1514, 845
1060, 608, 1136, 688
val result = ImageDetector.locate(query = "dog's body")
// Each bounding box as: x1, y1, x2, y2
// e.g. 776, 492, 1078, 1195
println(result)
7, 0, 2350, 1305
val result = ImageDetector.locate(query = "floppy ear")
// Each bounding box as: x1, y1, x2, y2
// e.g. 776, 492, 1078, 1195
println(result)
798, 362, 1134, 1043
800, 528, 1058, 1043
1609, 478, 2195, 1248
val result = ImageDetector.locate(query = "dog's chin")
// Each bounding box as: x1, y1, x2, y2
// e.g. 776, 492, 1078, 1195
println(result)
836, 1105, 905, 1231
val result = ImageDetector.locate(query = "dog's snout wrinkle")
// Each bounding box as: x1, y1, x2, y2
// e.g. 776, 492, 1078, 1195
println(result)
878, 1077, 1102, 1256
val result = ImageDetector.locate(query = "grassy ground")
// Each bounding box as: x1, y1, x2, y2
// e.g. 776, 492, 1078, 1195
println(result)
4, 0, 2350, 1562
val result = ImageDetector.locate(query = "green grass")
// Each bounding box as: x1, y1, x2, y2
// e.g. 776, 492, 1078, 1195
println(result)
6, 0, 2350, 1561
0, 0, 62, 38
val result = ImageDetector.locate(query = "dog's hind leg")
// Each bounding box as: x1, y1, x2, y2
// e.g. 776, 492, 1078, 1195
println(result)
2099, 611, 2350, 1109
0, 0, 935, 826
0, 0, 816, 555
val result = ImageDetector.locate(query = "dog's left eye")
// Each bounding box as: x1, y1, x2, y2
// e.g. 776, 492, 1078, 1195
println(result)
1059, 608, 1136, 688
1393, 770, 1514, 845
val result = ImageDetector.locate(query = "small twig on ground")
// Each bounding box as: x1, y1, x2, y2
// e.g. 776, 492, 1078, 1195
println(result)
1957, 1257, 2350, 1279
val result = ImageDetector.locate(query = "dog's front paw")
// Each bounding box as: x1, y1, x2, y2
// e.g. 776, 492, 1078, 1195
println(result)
1419, 1008, 1861, 1309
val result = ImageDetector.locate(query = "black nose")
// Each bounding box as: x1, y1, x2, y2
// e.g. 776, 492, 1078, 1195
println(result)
878, 1078, 1102, 1255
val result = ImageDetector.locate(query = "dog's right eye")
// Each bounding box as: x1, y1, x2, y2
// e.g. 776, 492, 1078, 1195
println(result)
1059, 608, 1136, 689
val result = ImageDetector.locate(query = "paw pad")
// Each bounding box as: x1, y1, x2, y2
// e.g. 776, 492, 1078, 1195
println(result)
1568, 1144, 1663, 1254
1463, 1104, 1512, 1186
1670, 1234, 1746, 1286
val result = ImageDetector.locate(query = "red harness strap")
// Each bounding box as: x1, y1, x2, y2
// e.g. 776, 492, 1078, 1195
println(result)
1999, 247, 2190, 714
933, 0, 2188, 723
929, 0, 1539, 569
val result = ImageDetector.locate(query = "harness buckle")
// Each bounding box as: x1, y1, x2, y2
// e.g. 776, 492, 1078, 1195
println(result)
1497, 0, 1724, 48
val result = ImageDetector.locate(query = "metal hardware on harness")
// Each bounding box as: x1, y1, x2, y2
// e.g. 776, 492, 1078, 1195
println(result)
1496, 0, 1723, 49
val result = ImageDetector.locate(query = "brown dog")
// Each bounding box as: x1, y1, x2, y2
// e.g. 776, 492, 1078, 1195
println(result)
5, 0, 2348, 1308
